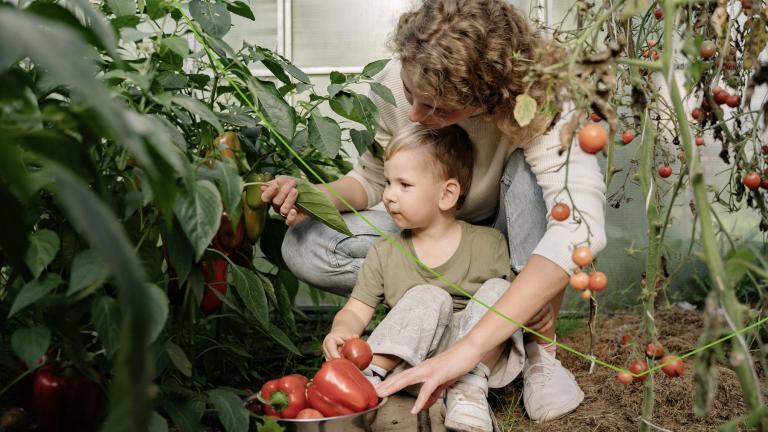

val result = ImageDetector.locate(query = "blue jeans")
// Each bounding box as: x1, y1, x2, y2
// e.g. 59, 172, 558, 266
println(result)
281, 149, 548, 296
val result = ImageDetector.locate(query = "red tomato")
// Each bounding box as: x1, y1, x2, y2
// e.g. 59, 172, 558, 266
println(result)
571, 246, 593, 267
743, 172, 761, 190
617, 372, 634, 385
700, 40, 716, 59
726, 94, 740, 108
654, 7, 663, 20
652, 51, 660, 61
341, 338, 373, 370
714, 90, 729, 105
712, 86, 723, 95
761, 179, 768, 190
588, 271, 608, 292
695, 136, 704, 146
578, 124, 608, 154
551, 203, 571, 221
691, 107, 702, 120
621, 130, 635, 144
570, 272, 589, 291
629, 359, 648, 381
724, 61, 737, 69
590, 112, 603, 122
645, 342, 665, 359
762, 145, 768, 155
660, 355, 684, 377
742, 0, 752, 10
658, 164, 673, 178
642, 49, 650, 59
647, 39, 657, 48
619, 333, 631, 347
296, 408, 324, 419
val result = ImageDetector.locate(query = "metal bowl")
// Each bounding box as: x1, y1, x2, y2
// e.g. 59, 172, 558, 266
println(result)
276, 398, 387, 432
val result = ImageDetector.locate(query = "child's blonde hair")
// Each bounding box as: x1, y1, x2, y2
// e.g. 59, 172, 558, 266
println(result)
384, 124, 474, 209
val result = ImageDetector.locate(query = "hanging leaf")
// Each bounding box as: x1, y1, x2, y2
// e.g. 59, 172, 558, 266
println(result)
189, 0, 231, 38
68, 249, 110, 296
230, 264, 269, 328
171, 95, 224, 135
92, 295, 121, 358
146, 284, 169, 344
225, 0, 254, 20
307, 112, 342, 158
25, 229, 60, 279
148, 411, 169, 432
173, 180, 223, 261
9, 274, 61, 318
369, 82, 396, 106
361, 59, 389, 78
207, 389, 250, 432
349, 129, 373, 155
11, 326, 50, 369
513, 94, 537, 127
246, 77, 296, 141
165, 340, 192, 377
295, 179, 353, 237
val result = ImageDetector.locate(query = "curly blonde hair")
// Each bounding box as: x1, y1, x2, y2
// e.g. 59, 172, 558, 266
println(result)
392, 0, 564, 142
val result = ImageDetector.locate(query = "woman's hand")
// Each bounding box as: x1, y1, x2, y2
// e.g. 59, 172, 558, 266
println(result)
376, 338, 484, 414
259, 175, 307, 226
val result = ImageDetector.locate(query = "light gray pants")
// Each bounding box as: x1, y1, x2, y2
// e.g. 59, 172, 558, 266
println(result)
368, 280, 525, 388
281, 149, 547, 295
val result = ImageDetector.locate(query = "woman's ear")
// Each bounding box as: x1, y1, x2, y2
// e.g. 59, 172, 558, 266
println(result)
438, 179, 461, 211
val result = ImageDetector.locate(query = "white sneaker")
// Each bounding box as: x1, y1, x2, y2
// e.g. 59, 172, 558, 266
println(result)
442, 365, 493, 432
522, 340, 584, 422
362, 366, 384, 387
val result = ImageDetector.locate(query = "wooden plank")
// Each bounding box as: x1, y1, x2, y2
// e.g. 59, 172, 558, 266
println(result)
371, 393, 447, 432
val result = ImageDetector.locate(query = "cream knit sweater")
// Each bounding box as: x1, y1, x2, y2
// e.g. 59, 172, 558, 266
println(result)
346, 59, 606, 274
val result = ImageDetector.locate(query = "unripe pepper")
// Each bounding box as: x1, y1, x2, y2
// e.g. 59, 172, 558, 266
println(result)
242, 191, 267, 242
201, 258, 228, 315
259, 374, 309, 419
306, 358, 378, 417
245, 173, 272, 210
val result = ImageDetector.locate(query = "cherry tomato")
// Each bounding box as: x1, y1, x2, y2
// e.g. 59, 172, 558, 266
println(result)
726, 94, 740, 108
571, 246, 593, 267
296, 408, 324, 419
588, 271, 608, 292
629, 359, 648, 381
700, 40, 716, 59
761, 179, 768, 190
695, 136, 704, 146
642, 49, 650, 59
617, 372, 634, 385
578, 124, 608, 154
654, 7, 663, 20
590, 112, 603, 122
724, 61, 737, 70
660, 355, 684, 377
652, 51, 660, 61
340, 338, 373, 370
658, 164, 673, 178
647, 39, 657, 48
551, 203, 571, 221
742, 0, 753, 10
645, 342, 665, 359
714, 90, 729, 105
619, 333, 631, 347
691, 107, 702, 120
743, 172, 761, 190
621, 130, 635, 144
570, 272, 589, 291
762, 145, 768, 155
712, 86, 723, 95
579, 289, 593, 300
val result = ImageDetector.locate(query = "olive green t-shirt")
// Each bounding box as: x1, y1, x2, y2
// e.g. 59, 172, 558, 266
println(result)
351, 221, 512, 311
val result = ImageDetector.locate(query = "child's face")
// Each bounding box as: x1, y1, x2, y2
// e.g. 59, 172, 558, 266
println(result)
382, 148, 447, 229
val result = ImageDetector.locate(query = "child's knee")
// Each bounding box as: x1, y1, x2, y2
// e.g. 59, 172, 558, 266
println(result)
475, 278, 511, 303
401, 284, 452, 316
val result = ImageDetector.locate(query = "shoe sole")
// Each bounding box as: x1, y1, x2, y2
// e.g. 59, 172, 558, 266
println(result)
440, 401, 494, 432
529, 389, 584, 422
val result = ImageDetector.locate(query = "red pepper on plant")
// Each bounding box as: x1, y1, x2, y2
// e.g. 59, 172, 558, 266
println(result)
212, 212, 245, 253
31, 364, 105, 432
259, 374, 309, 419
201, 257, 228, 315
306, 358, 378, 417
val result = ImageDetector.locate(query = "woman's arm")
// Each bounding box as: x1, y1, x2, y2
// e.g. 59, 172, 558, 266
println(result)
376, 254, 568, 413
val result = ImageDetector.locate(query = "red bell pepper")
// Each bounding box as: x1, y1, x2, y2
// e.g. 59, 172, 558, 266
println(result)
201, 257, 228, 315
259, 374, 309, 419
30, 364, 105, 432
212, 212, 245, 253
307, 358, 378, 417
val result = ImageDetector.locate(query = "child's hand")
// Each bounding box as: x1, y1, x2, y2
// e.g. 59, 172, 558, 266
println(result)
322, 331, 355, 361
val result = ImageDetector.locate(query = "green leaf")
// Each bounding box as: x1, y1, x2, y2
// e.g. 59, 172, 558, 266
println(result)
68, 249, 110, 296
11, 326, 50, 369
349, 129, 373, 156
263, 323, 300, 355
226, 0, 254, 20
0, 70, 42, 133
369, 82, 396, 106
189, 0, 231, 38
161, 36, 189, 57
9, 274, 61, 318
26, 229, 60, 279
246, 77, 296, 141
361, 59, 389, 78
724, 248, 756, 287
259, 416, 283, 432
620, 0, 648, 20
513, 94, 537, 127
274, 279, 296, 334
295, 179, 353, 237
230, 265, 269, 328
173, 180, 223, 261
146, 284, 169, 344
330, 71, 346, 84
171, 95, 224, 135
207, 389, 250, 432
307, 112, 342, 158
92, 295, 121, 358
329, 91, 378, 131
165, 340, 192, 377
209, 158, 243, 227
107, 0, 136, 17
163, 397, 203, 432
148, 411, 169, 432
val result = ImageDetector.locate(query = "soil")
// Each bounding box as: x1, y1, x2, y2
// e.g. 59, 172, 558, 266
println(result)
491, 308, 768, 431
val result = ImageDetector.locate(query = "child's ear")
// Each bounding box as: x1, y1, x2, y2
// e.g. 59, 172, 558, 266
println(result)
439, 179, 461, 211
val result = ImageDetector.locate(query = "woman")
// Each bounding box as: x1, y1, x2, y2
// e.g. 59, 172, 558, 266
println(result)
261, 0, 606, 424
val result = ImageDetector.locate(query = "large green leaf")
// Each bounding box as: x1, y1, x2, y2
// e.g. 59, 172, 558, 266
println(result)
0, 69, 42, 134
230, 264, 269, 328
369, 82, 396, 106
11, 326, 50, 369
68, 249, 110, 296
189, 0, 231, 38
361, 59, 389, 78
173, 180, 222, 261
246, 77, 296, 141
295, 179, 353, 237
92, 295, 121, 358
165, 340, 192, 377
207, 389, 250, 432
226, 0, 254, 20
329, 91, 379, 131
148, 411, 169, 432
205, 158, 243, 228
107, 0, 137, 17
724, 248, 757, 287
171, 95, 224, 135
25, 229, 60, 279
9, 274, 61, 318
163, 397, 203, 432
349, 129, 374, 156
308, 112, 342, 158
52, 166, 153, 432
161, 36, 189, 57
146, 284, 169, 344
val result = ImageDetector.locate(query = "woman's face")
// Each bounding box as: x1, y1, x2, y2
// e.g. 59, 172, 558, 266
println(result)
400, 67, 481, 129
